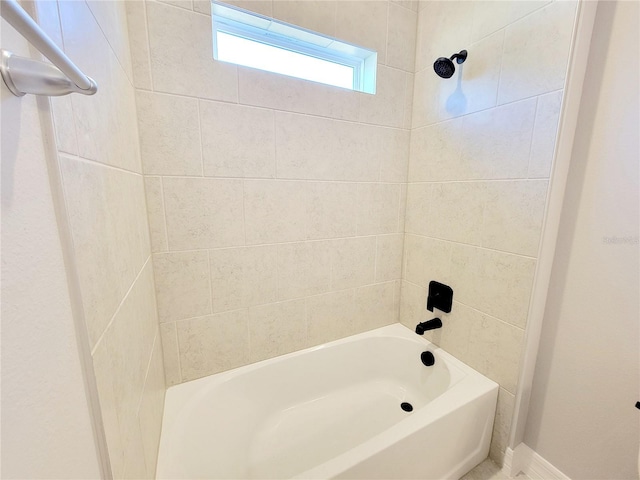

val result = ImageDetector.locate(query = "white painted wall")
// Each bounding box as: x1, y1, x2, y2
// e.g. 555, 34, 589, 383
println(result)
523, 2, 639, 479
0, 20, 102, 479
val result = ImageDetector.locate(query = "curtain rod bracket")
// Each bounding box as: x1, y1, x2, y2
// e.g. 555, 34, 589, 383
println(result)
0, 0, 98, 97
1, 49, 97, 97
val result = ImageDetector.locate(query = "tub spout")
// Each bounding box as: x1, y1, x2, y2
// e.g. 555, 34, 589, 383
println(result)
415, 318, 442, 335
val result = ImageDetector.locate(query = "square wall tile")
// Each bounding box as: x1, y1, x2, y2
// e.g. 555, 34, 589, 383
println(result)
163, 177, 244, 250
272, 0, 336, 37
529, 90, 563, 178
243, 180, 308, 244
428, 182, 486, 245
354, 282, 398, 332
359, 66, 408, 128
238, 67, 360, 122
244, 180, 357, 244
209, 245, 278, 312
136, 91, 202, 176
375, 234, 404, 282
466, 312, 524, 393
386, 3, 417, 72
459, 98, 537, 180
357, 184, 402, 235
403, 234, 452, 288
330, 237, 377, 290
450, 245, 536, 328
146, 1, 238, 100
277, 241, 331, 300
248, 299, 307, 362
482, 180, 548, 256
177, 309, 249, 381
275, 112, 380, 181
335, 1, 388, 64
498, 1, 577, 104
307, 290, 356, 346
307, 183, 359, 240
409, 118, 464, 182
200, 101, 276, 178
153, 251, 211, 322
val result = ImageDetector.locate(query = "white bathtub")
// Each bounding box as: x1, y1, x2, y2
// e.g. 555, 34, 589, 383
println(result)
156, 324, 498, 479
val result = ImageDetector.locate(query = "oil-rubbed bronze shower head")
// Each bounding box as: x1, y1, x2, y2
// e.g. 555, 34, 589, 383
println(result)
433, 50, 467, 78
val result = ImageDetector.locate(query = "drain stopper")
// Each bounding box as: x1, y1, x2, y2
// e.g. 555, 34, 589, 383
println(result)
400, 402, 413, 412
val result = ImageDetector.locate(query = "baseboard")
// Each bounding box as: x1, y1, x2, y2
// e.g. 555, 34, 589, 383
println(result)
502, 443, 571, 479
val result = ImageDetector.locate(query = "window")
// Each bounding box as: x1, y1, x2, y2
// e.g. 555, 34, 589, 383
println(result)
211, 2, 377, 94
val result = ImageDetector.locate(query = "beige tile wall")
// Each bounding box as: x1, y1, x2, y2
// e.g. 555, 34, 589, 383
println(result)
36, 1, 165, 477
402, 0, 576, 465
126, 0, 417, 386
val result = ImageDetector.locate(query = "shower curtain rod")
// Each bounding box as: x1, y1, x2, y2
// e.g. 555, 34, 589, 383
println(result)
0, 0, 97, 97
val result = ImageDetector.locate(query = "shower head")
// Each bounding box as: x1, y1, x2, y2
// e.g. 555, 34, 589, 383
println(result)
433, 50, 467, 78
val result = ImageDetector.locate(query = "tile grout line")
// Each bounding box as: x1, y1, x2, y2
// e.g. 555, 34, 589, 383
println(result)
403, 232, 539, 260
526, 96, 542, 178
164, 279, 401, 326
135, 330, 159, 415
59, 152, 146, 177
130, 88, 412, 131
128, 175, 411, 184
173, 321, 183, 384
84, 1, 135, 89
207, 249, 213, 315
91, 256, 152, 356
196, 100, 205, 176
159, 177, 170, 252
411, 86, 564, 129
148, 229, 538, 261
143, 0, 155, 91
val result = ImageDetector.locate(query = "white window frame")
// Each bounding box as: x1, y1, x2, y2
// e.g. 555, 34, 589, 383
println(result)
211, 1, 377, 94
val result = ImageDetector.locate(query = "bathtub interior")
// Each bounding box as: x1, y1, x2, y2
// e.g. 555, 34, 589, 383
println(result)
157, 325, 494, 479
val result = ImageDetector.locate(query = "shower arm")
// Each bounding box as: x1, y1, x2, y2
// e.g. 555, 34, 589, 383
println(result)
449, 50, 468, 65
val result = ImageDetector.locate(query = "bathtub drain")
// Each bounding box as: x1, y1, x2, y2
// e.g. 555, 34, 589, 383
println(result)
400, 402, 413, 412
